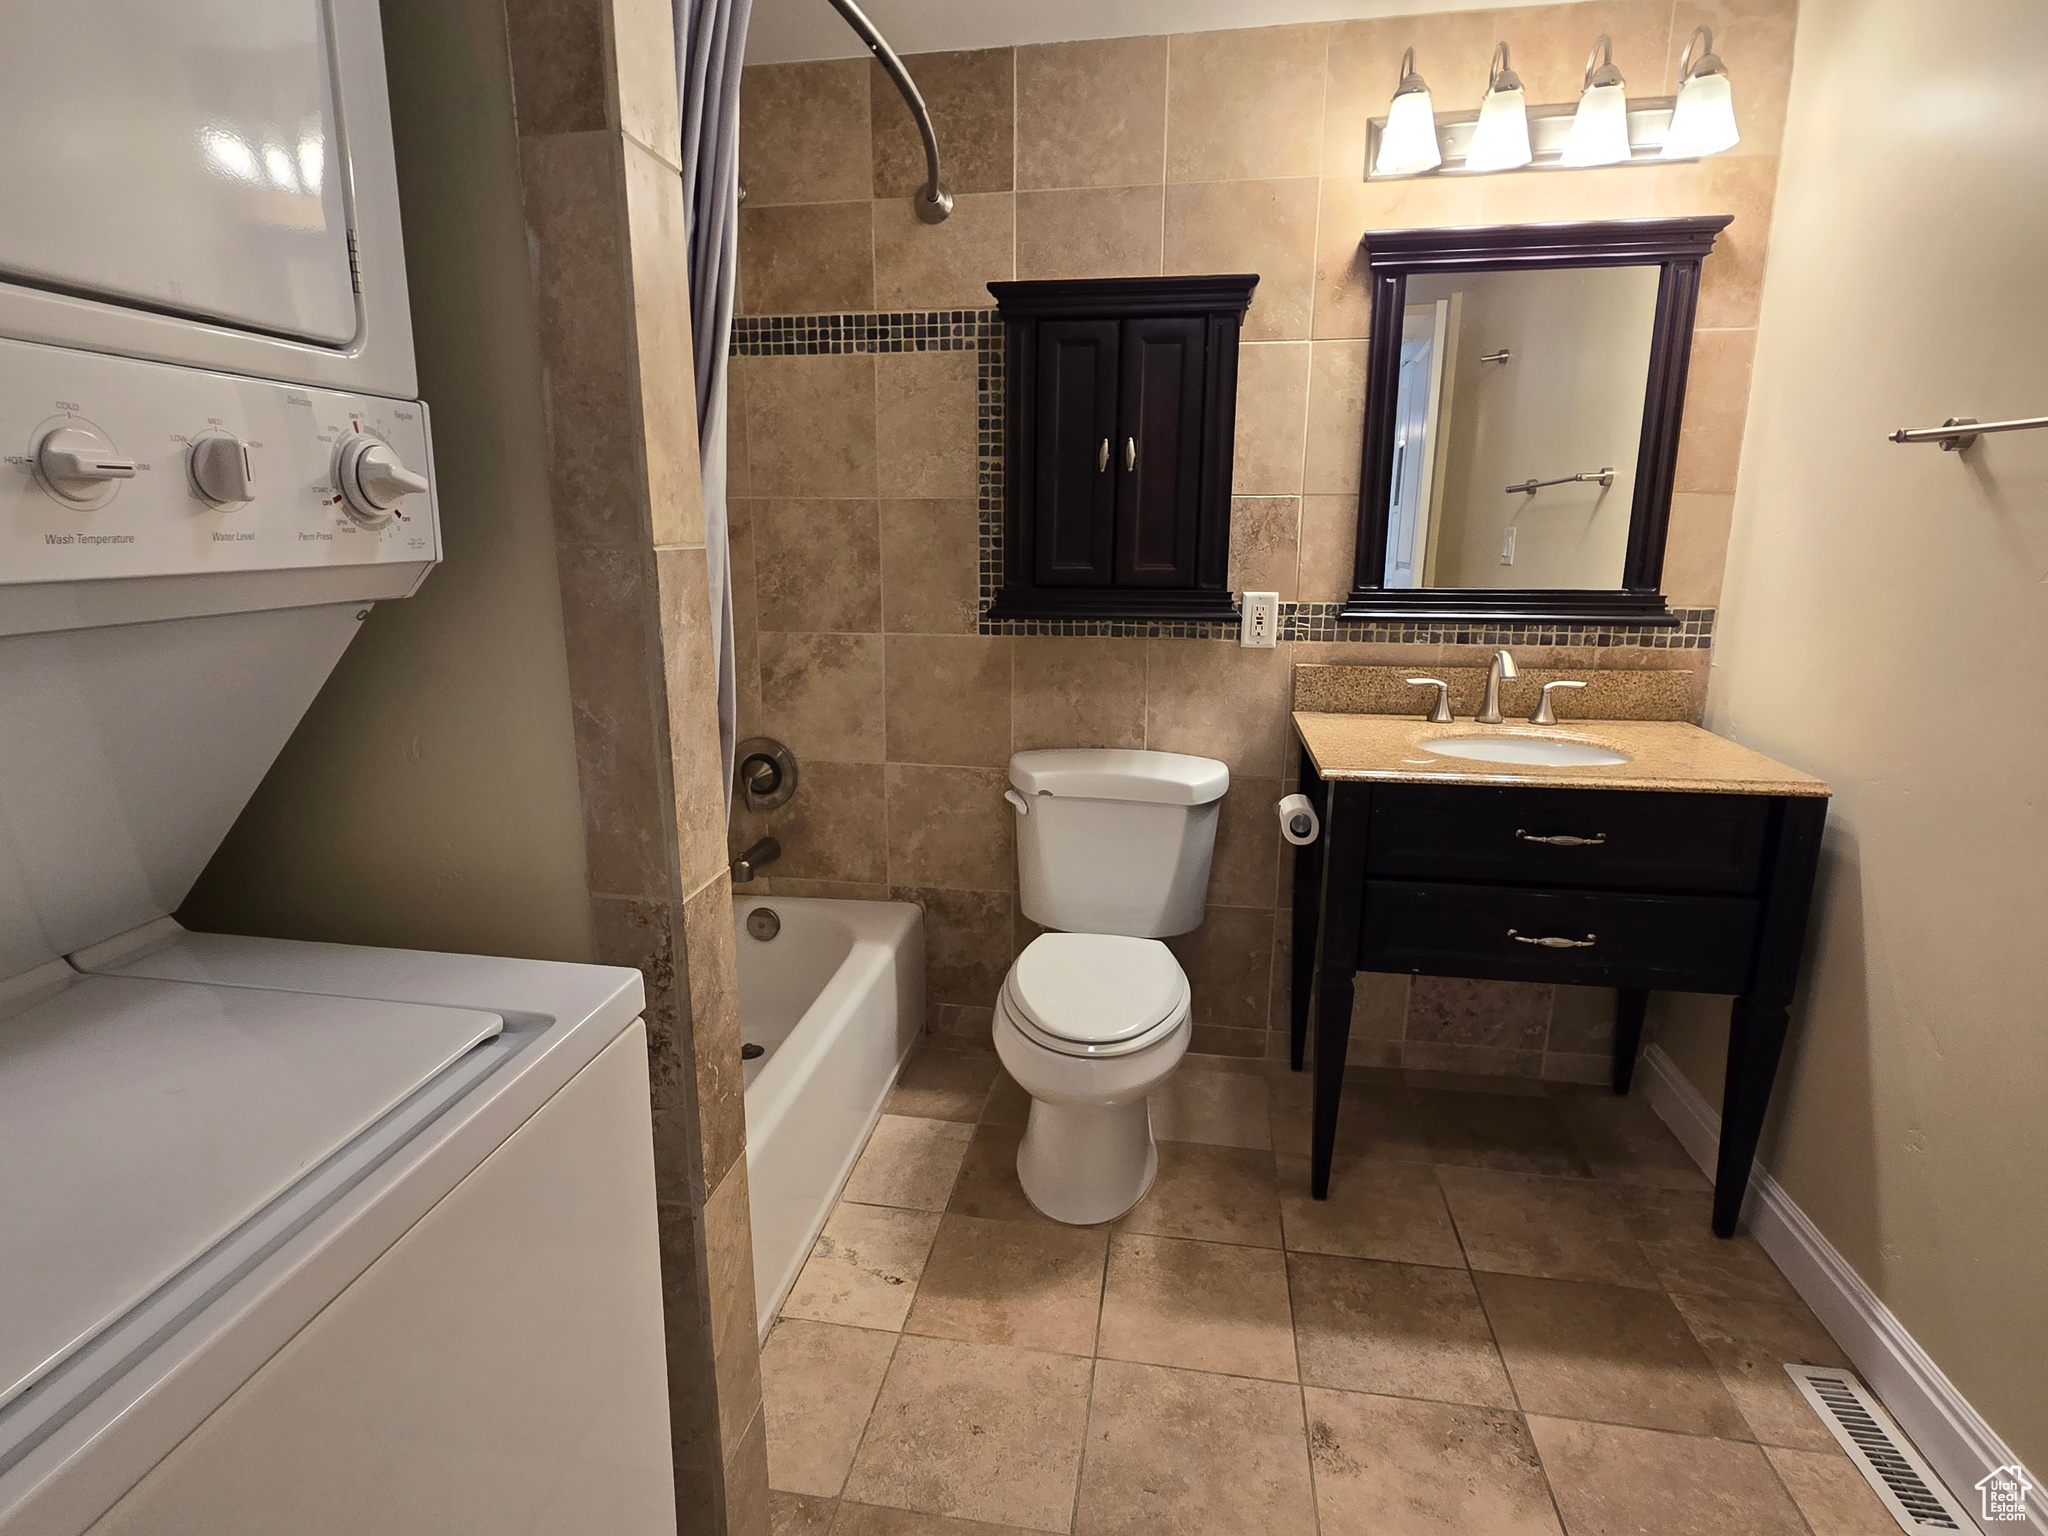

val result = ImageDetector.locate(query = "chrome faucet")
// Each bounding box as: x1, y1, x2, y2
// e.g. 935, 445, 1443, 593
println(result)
1476, 649, 1519, 725
730, 837, 780, 884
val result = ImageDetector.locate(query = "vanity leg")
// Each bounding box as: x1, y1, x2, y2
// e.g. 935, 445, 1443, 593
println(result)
1611, 989, 1649, 1095
1310, 971, 1354, 1198
1713, 997, 1792, 1238
1288, 749, 1324, 1072
1308, 782, 1370, 1200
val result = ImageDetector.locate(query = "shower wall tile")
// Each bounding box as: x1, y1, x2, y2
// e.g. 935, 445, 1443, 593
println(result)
1165, 24, 1329, 184
872, 49, 1016, 198
1164, 178, 1320, 341
740, 59, 871, 206
729, 760, 888, 886
743, 353, 877, 498
625, 139, 704, 548
882, 499, 982, 635
885, 765, 1014, 891
754, 500, 882, 634
611, 0, 682, 168
1015, 36, 1169, 190
877, 349, 979, 498
1015, 186, 1166, 282
896, 886, 1015, 1011
1011, 637, 1149, 753
657, 545, 730, 895
885, 635, 1014, 769
738, 201, 875, 315
759, 631, 887, 763
873, 192, 1015, 308
684, 872, 748, 1192
504, 0, 608, 137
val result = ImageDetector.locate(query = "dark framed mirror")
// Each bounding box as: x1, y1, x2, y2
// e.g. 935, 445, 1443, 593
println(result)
1346, 216, 1731, 623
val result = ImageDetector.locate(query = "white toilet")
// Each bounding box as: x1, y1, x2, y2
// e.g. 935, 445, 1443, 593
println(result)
993, 748, 1229, 1224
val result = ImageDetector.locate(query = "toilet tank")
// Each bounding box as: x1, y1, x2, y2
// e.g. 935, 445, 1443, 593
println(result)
1008, 749, 1230, 938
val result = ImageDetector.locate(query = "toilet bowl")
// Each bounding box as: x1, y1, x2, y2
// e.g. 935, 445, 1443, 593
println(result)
992, 932, 1193, 1224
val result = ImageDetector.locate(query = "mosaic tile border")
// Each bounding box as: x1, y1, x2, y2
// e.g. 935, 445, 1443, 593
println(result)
734, 311, 1713, 649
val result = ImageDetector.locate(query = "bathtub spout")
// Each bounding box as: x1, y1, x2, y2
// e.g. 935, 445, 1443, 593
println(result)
731, 837, 781, 884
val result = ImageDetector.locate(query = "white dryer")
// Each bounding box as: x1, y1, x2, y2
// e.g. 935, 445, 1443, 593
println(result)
0, 3, 678, 1533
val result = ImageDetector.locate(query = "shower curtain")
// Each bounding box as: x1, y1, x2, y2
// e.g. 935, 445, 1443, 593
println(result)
676, 0, 752, 811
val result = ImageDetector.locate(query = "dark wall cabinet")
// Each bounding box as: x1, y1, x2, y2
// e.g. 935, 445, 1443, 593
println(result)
989, 276, 1257, 623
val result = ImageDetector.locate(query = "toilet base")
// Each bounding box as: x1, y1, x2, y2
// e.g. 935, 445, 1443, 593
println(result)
1015, 1097, 1158, 1225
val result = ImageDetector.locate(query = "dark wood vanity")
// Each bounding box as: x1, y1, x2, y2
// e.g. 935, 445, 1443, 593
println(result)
1287, 712, 1828, 1238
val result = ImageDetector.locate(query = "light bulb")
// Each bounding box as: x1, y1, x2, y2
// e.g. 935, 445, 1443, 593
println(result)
1561, 34, 1632, 167
1466, 42, 1531, 172
1373, 48, 1442, 176
1665, 27, 1739, 157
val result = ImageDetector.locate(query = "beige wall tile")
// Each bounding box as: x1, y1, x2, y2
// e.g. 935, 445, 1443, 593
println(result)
730, 760, 888, 885
1228, 501, 1300, 601
656, 545, 730, 894
1146, 639, 1293, 776
504, 0, 607, 137
746, 353, 877, 498
755, 499, 882, 634
1509, 1, 1677, 102
1302, 340, 1369, 495
557, 544, 671, 897
739, 201, 875, 314
1297, 494, 1362, 603
876, 350, 978, 497
759, 631, 886, 763
740, 60, 871, 205
1015, 186, 1164, 281
1209, 775, 1283, 907
611, 0, 681, 167
897, 885, 1014, 1008
1166, 24, 1329, 184
1657, 154, 1778, 328
1673, 329, 1756, 494
1314, 175, 1488, 339
1165, 180, 1319, 341
1480, 162, 1658, 227
1011, 637, 1148, 751
885, 765, 1013, 890
703, 1158, 763, 1457
622, 144, 704, 548
722, 1407, 771, 1536
726, 360, 753, 498
885, 635, 1012, 768
874, 193, 1015, 308
1672, 0, 1799, 159
521, 133, 642, 549
1169, 906, 1278, 1033
1232, 342, 1312, 495
872, 49, 1015, 197
1662, 492, 1735, 607
1016, 36, 1169, 190
881, 499, 981, 634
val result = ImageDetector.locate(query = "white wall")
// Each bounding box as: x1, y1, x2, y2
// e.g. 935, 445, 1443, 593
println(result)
1654, 0, 2048, 1478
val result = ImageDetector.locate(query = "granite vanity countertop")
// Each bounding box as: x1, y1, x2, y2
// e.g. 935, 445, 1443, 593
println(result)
1293, 712, 1831, 797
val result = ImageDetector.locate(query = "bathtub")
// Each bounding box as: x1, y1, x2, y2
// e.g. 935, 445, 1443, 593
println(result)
737, 894, 924, 1336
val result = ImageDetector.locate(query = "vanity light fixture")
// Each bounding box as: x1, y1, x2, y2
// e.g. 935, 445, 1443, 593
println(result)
1561, 34, 1632, 166
1373, 48, 1443, 176
1466, 43, 1533, 172
1664, 27, 1740, 157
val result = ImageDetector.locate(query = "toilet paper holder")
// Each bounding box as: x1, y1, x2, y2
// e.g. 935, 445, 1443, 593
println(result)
1276, 793, 1320, 846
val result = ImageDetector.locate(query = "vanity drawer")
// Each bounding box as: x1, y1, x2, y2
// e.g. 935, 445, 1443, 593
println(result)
1360, 880, 1759, 992
1366, 786, 1771, 894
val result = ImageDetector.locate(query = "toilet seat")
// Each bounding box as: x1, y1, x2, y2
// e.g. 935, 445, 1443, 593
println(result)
999, 933, 1190, 1059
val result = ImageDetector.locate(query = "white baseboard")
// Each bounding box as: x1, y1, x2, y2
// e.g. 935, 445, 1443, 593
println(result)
1639, 1044, 2040, 1536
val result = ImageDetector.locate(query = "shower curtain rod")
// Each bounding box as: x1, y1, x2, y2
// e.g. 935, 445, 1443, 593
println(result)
823, 0, 952, 222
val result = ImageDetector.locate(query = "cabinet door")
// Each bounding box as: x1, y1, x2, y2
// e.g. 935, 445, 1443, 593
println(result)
1030, 319, 1120, 586
1113, 316, 1208, 587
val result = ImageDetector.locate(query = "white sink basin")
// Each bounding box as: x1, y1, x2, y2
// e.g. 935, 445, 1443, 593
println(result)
1421, 734, 1632, 767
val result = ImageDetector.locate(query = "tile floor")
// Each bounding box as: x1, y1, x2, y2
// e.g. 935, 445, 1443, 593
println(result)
762, 1041, 1906, 1536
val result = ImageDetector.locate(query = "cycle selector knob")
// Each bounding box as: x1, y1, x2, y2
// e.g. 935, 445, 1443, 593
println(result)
190, 435, 256, 506
333, 432, 428, 526
36, 425, 136, 504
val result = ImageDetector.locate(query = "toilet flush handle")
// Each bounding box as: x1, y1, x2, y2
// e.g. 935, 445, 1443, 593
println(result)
1004, 789, 1031, 817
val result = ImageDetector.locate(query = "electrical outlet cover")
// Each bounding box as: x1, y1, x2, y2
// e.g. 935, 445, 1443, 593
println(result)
1240, 591, 1279, 648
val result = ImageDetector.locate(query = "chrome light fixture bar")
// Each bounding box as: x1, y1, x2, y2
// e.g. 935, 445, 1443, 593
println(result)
1367, 96, 1687, 178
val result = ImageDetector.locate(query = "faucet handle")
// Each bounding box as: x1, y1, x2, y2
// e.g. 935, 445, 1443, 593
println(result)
1406, 677, 1454, 724
1529, 679, 1587, 726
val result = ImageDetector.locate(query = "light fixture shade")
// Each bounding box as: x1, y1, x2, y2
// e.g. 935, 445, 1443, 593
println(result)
1466, 43, 1532, 172
1665, 28, 1739, 157
1373, 48, 1442, 176
1561, 34, 1631, 167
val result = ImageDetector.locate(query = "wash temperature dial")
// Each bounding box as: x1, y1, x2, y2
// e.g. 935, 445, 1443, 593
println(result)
333, 432, 429, 527
190, 435, 255, 506
37, 425, 136, 505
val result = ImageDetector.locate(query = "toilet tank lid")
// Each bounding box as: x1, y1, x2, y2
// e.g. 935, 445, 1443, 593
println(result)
1009, 749, 1229, 805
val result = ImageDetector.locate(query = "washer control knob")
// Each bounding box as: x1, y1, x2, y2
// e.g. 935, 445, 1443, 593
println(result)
37, 426, 136, 503
190, 435, 256, 506
334, 433, 428, 526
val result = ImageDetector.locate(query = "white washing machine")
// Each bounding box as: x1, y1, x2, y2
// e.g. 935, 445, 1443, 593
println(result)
0, 4, 677, 1533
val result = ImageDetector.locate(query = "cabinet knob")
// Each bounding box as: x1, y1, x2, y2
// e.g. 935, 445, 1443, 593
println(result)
1097, 438, 1109, 473
1125, 437, 1137, 471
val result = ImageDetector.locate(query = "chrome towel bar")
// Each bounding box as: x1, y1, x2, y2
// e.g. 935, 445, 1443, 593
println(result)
1888, 415, 2048, 452
1507, 467, 1615, 495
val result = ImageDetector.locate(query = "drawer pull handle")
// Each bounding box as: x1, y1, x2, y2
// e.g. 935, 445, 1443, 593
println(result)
1515, 829, 1607, 847
1507, 929, 1597, 949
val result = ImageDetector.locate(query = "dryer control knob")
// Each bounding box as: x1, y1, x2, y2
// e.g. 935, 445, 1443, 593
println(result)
190, 435, 256, 506
334, 433, 428, 526
36, 426, 136, 503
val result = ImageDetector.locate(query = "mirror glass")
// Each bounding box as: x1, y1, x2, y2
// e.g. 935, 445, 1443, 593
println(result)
1381, 264, 1661, 591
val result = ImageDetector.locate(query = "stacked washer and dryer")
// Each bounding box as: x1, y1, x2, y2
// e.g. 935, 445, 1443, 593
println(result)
0, 4, 675, 1533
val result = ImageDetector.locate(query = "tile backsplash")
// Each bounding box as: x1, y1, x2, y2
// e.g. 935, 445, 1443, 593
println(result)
726, 0, 1793, 1071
